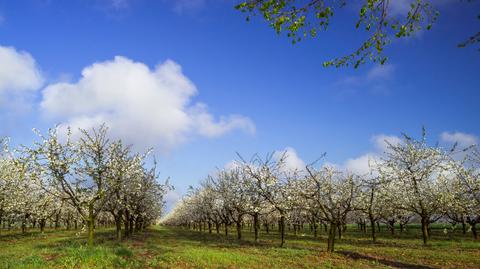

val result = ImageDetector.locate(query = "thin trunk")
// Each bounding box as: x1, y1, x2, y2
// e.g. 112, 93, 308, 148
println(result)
22, 214, 28, 234
279, 215, 285, 247
327, 222, 337, 252
236, 221, 242, 240
87, 203, 95, 246
129, 217, 134, 235
253, 213, 259, 243
421, 216, 429, 245
115, 215, 122, 241
370, 217, 376, 242
472, 223, 478, 240
40, 219, 46, 233
124, 209, 130, 237
338, 224, 342, 239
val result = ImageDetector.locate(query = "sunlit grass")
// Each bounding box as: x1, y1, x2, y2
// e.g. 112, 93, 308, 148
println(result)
0, 225, 479, 268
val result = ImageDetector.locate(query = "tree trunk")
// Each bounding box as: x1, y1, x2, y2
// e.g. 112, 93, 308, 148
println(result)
225, 224, 228, 236
338, 224, 342, 239
87, 203, 95, 246
279, 215, 285, 247
313, 222, 318, 238
55, 213, 60, 230
124, 209, 130, 237
115, 215, 122, 241
327, 222, 337, 252
22, 213, 28, 234
462, 221, 466, 235
472, 223, 478, 240
389, 219, 395, 235
40, 219, 46, 233
370, 217, 376, 242
421, 216, 429, 245
253, 213, 259, 243
129, 217, 134, 235
236, 221, 242, 240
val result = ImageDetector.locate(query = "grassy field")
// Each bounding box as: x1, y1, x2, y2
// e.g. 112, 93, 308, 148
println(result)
0, 225, 479, 269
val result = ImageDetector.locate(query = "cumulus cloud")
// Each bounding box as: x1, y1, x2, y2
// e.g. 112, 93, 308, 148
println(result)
440, 132, 478, 149
371, 134, 402, 153
40, 56, 254, 151
338, 134, 401, 175
0, 45, 43, 96
274, 147, 306, 172
344, 153, 379, 175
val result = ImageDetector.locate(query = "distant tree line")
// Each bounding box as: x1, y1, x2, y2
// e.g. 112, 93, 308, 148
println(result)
162, 129, 479, 252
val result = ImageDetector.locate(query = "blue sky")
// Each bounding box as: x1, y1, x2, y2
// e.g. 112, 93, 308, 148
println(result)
1, 0, 479, 210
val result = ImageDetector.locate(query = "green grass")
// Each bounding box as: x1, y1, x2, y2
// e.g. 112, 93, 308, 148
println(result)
0, 225, 479, 268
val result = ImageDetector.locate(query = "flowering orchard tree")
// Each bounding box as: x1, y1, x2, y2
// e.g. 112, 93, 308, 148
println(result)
242, 152, 301, 247
162, 129, 478, 254
378, 129, 456, 244
23, 124, 169, 245
304, 166, 359, 252
446, 147, 480, 239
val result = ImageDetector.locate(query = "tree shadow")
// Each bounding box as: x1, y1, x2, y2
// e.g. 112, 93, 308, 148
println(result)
337, 250, 437, 269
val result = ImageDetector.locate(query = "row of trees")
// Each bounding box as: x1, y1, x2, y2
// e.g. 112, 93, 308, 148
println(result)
163, 130, 479, 252
0, 125, 170, 245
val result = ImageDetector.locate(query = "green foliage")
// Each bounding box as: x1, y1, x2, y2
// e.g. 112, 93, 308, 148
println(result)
235, 0, 439, 68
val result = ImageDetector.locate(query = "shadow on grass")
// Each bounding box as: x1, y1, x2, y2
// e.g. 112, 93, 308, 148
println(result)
337, 250, 437, 269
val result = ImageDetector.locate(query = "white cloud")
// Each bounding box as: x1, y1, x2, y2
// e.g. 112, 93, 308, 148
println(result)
40, 56, 254, 151
440, 132, 478, 148
366, 64, 395, 81
274, 147, 306, 172
371, 134, 402, 153
333, 64, 395, 95
336, 134, 401, 175
0, 45, 43, 96
344, 153, 379, 175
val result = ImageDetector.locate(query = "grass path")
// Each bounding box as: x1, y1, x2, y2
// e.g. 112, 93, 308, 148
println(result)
0, 226, 479, 268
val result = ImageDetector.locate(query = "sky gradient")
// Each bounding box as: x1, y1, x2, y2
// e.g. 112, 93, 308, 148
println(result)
0, 0, 479, 211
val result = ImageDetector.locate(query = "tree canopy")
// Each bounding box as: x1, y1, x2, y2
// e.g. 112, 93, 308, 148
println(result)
235, 0, 479, 68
